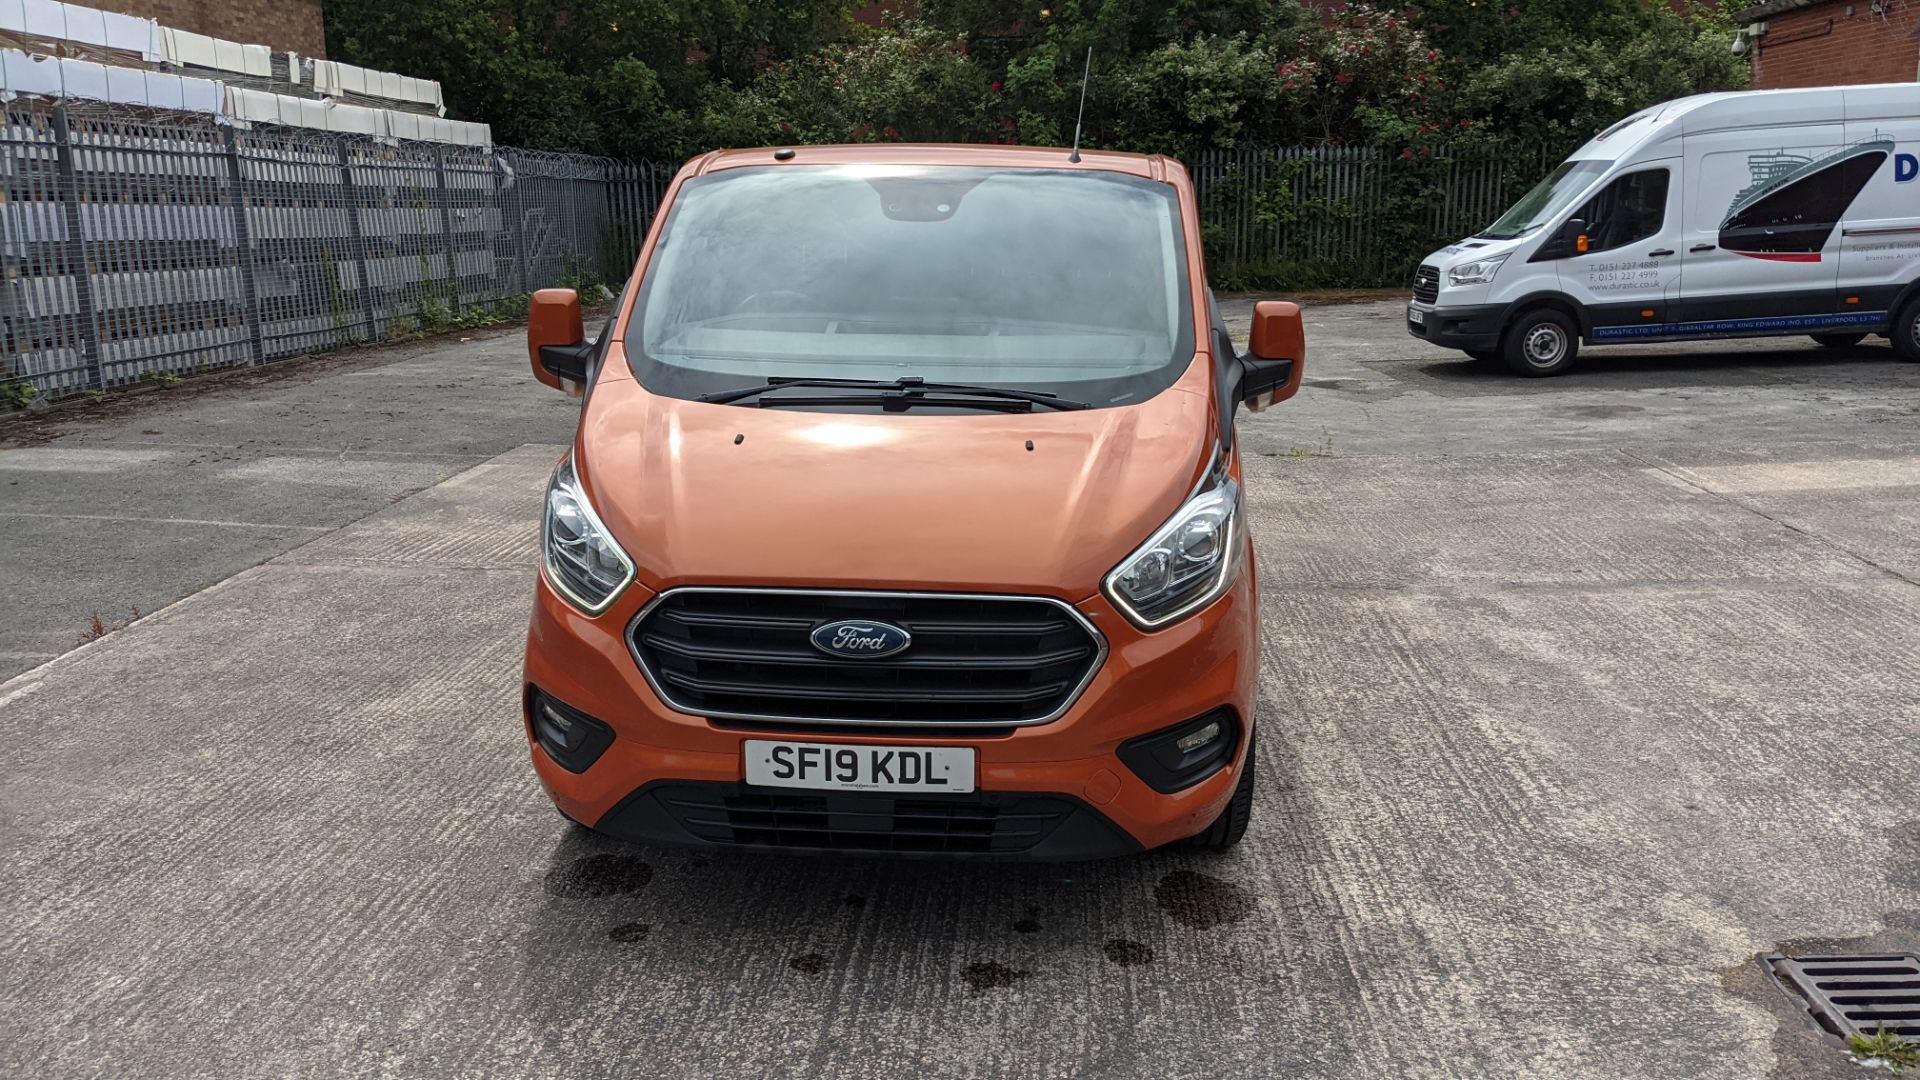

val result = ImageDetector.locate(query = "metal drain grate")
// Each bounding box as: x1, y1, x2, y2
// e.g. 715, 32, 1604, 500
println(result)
1768, 953, 1920, 1040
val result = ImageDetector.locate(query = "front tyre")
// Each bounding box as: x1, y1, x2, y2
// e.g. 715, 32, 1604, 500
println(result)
1186, 733, 1256, 850
1894, 297, 1920, 363
1503, 309, 1580, 377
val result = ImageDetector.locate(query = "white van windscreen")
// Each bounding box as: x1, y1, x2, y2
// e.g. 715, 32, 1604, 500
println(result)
1479, 161, 1608, 240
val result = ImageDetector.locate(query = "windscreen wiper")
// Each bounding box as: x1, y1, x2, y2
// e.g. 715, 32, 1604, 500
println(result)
696, 376, 1092, 410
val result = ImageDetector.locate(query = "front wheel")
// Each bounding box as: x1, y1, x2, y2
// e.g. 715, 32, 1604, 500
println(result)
1186, 733, 1256, 850
1502, 309, 1580, 377
1811, 333, 1867, 349
1894, 298, 1920, 363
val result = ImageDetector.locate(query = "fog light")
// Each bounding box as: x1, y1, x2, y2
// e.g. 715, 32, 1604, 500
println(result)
527, 688, 615, 773
1116, 709, 1240, 794
1175, 720, 1222, 754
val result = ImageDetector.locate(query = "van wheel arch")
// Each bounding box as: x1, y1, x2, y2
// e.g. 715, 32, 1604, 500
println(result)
1501, 295, 1588, 340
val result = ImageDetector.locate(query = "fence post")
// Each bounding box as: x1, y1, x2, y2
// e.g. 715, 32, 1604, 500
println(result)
507, 153, 530, 295
48, 106, 106, 390
220, 127, 266, 365
335, 137, 380, 341
433, 145, 459, 315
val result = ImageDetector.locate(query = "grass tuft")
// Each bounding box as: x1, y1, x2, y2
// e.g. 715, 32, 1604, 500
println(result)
1850, 1026, 1920, 1073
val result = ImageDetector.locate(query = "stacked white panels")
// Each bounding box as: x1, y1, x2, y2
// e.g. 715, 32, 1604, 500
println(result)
0, 0, 162, 60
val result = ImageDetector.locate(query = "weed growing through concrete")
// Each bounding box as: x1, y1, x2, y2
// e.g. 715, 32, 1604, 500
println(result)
2, 380, 36, 409
76, 606, 142, 646
146, 371, 182, 388
1850, 1026, 1920, 1072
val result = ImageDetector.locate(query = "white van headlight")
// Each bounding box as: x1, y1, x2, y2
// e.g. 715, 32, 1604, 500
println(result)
1448, 254, 1509, 286
1103, 471, 1243, 629
544, 456, 634, 613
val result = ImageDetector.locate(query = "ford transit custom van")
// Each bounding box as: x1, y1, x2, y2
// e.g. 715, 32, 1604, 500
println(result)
519, 144, 1305, 858
1408, 84, 1920, 375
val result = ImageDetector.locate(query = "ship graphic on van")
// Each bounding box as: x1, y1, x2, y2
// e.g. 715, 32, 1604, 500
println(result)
1718, 134, 1895, 262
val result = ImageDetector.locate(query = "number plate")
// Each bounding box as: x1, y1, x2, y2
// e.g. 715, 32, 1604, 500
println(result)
745, 740, 976, 794
1407, 305, 1426, 325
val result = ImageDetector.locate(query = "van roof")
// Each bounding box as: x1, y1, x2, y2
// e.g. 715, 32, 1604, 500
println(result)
1566, 82, 1920, 161
692, 143, 1175, 179
1660, 81, 1918, 118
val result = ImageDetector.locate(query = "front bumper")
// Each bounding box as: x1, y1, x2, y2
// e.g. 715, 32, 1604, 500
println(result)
592, 782, 1144, 860
521, 562, 1260, 858
1407, 300, 1506, 352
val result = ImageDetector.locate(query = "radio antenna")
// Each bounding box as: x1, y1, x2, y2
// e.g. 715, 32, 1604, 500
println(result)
1068, 47, 1091, 163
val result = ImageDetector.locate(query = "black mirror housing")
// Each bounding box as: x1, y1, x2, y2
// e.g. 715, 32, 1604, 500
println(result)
1236, 356, 1295, 406
538, 341, 595, 383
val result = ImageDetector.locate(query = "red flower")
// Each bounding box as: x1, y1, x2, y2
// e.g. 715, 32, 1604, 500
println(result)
884, 125, 898, 139
1426, 49, 1438, 61
991, 81, 1002, 91
1335, 73, 1352, 84
1400, 149, 1413, 158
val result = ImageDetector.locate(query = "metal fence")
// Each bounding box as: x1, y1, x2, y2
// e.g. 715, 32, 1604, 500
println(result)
4, 98, 1563, 402
1190, 142, 1565, 280
2, 98, 672, 400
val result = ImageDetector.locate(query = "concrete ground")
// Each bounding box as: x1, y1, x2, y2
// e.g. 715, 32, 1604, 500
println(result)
3, 301, 1917, 1077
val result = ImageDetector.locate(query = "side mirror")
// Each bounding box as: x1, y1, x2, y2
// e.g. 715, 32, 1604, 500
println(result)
1561, 217, 1590, 255
1239, 300, 1305, 412
528, 288, 592, 393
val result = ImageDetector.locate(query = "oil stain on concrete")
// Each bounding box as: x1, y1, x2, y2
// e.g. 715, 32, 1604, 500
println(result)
961, 961, 1031, 995
1155, 870, 1256, 929
1103, 939, 1155, 967
543, 853, 653, 899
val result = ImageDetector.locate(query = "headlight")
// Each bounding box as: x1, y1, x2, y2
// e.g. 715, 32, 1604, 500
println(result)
543, 456, 634, 613
1448, 254, 1509, 286
1103, 468, 1243, 629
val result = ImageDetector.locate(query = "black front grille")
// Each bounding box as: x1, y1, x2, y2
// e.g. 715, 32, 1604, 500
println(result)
630, 590, 1102, 727
654, 784, 1076, 854
1412, 263, 1440, 304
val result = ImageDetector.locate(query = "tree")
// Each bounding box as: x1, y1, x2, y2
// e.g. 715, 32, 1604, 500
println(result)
323, 0, 855, 158
1461, 2, 1748, 147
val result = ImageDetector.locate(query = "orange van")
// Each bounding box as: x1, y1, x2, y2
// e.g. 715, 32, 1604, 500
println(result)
522, 144, 1304, 858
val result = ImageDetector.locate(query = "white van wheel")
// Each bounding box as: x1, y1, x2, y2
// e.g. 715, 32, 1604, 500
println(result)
1896, 299, 1920, 363
1503, 310, 1579, 377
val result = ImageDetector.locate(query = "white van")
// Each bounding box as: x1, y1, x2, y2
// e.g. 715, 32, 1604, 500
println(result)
1407, 84, 1920, 375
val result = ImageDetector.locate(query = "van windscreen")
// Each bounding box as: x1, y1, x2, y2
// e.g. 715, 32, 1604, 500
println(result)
629, 165, 1195, 408
1479, 160, 1608, 240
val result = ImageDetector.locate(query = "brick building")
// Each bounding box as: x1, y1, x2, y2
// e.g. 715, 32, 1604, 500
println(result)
99, 0, 325, 58
1736, 0, 1920, 88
